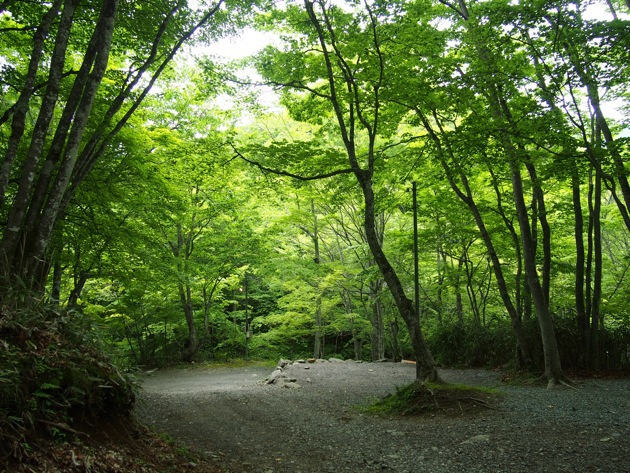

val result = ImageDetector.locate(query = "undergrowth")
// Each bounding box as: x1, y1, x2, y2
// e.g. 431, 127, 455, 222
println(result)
0, 302, 137, 462
361, 382, 502, 417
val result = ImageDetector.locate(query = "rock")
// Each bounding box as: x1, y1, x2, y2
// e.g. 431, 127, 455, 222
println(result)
329, 357, 345, 363
461, 434, 490, 444
296, 359, 306, 363
307, 358, 317, 363
283, 381, 301, 389
278, 359, 291, 368
266, 369, 285, 384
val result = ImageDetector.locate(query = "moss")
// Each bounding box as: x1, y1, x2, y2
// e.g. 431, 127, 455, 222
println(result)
360, 381, 502, 417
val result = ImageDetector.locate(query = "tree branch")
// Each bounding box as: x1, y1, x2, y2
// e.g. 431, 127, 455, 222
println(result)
230, 76, 332, 99
230, 144, 354, 181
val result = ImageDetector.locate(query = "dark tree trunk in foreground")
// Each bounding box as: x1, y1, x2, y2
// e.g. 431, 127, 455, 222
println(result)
0, 0, 225, 297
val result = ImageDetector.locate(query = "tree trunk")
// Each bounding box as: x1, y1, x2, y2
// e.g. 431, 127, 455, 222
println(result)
303, 0, 439, 382
358, 172, 440, 382
1, 0, 221, 295
455, 261, 464, 325
0, 0, 63, 208
526, 162, 551, 305
170, 223, 200, 362
68, 271, 89, 309
389, 317, 401, 362
23, 0, 118, 286
590, 159, 603, 369
572, 164, 588, 367
370, 279, 385, 361
449, 0, 565, 384
179, 282, 199, 362
1, 0, 78, 274
313, 296, 324, 359
311, 199, 324, 358
510, 161, 566, 386
416, 110, 533, 367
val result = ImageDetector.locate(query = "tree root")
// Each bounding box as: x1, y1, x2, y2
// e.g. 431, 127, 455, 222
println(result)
546, 374, 576, 390
38, 420, 89, 437
397, 383, 501, 417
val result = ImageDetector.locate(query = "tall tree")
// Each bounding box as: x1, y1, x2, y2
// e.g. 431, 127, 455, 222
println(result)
0, 0, 252, 295
248, 0, 441, 382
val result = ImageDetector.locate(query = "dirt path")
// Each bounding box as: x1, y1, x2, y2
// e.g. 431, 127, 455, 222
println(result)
135, 362, 630, 473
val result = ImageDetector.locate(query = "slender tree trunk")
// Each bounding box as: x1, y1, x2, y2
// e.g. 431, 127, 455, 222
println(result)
313, 296, 324, 359
572, 164, 588, 367
169, 224, 200, 362
23, 0, 118, 286
179, 282, 198, 362
422, 115, 532, 366
449, 0, 565, 383
358, 173, 440, 382
67, 271, 89, 309
510, 161, 566, 386
526, 162, 551, 304
311, 200, 324, 358
304, 0, 439, 382
455, 255, 464, 325
2, 0, 221, 294
0, 0, 63, 208
389, 314, 401, 362
590, 158, 603, 369
370, 279, 385, 361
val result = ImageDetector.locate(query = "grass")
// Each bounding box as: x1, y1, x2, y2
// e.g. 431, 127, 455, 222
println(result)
360, 381, 503, 417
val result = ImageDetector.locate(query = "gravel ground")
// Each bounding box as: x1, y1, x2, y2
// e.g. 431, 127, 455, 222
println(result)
135, 361, 630, 473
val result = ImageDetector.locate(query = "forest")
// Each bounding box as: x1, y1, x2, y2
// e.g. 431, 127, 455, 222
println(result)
1, 0, 629, 462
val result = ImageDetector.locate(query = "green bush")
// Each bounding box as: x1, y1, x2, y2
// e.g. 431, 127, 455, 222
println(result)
425, 318, 516, 368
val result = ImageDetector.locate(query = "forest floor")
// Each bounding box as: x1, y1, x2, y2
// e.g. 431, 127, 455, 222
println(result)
133, 361, 630, 473
5, 361, 628, 472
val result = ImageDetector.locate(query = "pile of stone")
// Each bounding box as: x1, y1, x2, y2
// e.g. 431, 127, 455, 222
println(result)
264, 358, 301, 388
265, 357, 356, 388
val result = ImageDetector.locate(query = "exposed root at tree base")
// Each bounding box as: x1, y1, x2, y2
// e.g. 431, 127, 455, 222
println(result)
547, 376, 576, 390
365, 382, 502, 418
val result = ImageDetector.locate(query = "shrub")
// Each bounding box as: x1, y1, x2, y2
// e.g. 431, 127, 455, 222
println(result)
425, 318, 516, 368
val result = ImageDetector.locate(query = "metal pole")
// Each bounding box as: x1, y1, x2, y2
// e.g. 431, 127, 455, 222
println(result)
413, 181, 420, 322
244, 274, 249, 361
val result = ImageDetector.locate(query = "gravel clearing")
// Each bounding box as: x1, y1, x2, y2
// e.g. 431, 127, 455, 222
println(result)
135, 361, 630, 473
